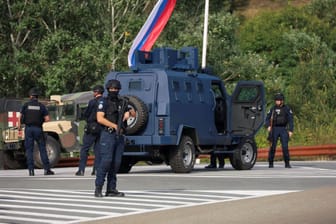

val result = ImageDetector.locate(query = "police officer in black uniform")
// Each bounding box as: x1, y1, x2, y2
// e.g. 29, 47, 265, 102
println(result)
265, 93, 294, 168
205, 153, 225, 169
94, 79, 134, 197
19, 87, 54, 176
75, 85, 104, 176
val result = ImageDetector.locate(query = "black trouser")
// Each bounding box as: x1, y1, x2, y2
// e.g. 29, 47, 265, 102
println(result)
268, 126, 290, 163
24, 126, 50, 170
210, 152, 225, 167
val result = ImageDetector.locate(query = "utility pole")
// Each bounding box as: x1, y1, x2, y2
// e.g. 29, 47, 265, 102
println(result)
201, 0, 209, 69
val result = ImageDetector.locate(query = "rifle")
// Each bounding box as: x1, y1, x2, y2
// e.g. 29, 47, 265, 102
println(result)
267, 108, 274, 145
116, 96, 129, 137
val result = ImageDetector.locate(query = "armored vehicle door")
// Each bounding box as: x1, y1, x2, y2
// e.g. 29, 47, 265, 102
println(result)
230, 81, 265, 137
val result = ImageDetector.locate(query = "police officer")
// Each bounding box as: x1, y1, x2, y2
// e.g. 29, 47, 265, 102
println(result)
94, 79, 134, 197
75, 85, 104, 176
265, 93, 294, 168
205, 153, 225, 169
19, 87, 54, 176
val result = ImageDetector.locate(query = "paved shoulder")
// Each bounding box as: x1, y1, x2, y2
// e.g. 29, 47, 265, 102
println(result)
90, 186, 335, 224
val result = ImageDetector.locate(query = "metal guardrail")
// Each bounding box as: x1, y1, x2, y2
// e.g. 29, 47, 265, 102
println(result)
56, 156, 94, 168
56, 145, 336, 167
258, 144, 336, 159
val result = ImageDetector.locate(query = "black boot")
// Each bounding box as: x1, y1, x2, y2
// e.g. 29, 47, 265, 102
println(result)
285, 161, 292, 168
205, 153, 217, 169
105, 189, 125, 197
91, 169, 96, 176
29, 169, 35, 176
75, 170, 84, 176
205, 164, 216, 169
94, 186, 103, 197
44, 169, 55, 175
269, 162, 274, 168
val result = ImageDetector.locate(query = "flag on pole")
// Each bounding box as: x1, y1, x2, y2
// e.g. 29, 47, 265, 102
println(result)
128, 0, 176, 67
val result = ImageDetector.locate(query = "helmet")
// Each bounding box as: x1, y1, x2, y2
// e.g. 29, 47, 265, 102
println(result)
92, 85, 104, 94
29, 87, 40, 96
274, 92, 284, 101
105, 79, 121, 90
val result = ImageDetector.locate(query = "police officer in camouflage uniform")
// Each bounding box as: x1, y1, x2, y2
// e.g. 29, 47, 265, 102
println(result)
75, 85, 104, 176
265, 93, 294, 168
19, 88, 54, 176
94, 79, 133, 197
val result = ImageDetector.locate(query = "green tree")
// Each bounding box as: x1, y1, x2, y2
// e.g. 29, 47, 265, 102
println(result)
285, 31, 336, 128
306, 0, 336, 51
0, 0, 151, 96
0, 1, 42, 97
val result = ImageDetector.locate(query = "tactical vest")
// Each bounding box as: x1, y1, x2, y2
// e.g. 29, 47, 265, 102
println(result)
273, 106, 288, 126
23, 100, 43, 127
104, 98, 120, 124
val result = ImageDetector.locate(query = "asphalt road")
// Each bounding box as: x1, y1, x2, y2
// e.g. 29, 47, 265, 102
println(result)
0, 161, 335, 224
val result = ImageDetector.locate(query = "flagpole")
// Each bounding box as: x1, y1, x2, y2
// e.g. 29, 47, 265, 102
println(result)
201, 0, 209, 69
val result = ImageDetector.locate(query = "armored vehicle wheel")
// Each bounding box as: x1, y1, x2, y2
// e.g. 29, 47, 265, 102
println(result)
169, 136, 196, 173
2, 151, 26, 169
230, 138, 257, 170
34, 136, 61, 168
125, 95, 148, 135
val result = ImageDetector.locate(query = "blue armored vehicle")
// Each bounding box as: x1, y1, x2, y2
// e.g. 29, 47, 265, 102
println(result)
105, 47, 265, 173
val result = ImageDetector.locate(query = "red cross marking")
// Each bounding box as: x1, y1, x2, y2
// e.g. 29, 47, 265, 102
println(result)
8, 111, 20, 127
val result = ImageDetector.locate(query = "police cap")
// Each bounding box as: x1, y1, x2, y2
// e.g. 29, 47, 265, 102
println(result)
274, 92, 284, 101
105, 79, 121, 90
29, 87, 40, 96
92, 85, 104, 94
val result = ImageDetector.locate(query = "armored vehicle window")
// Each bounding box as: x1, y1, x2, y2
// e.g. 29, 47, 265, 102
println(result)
129, 80, 142, 91
197, 82, 204, 103
235, 87, 259, 103
172, 80, 180, 91
172, 81, 180, 101
185, 82, 192, 102
211, 83, 224, 98
197, 82, 203, 92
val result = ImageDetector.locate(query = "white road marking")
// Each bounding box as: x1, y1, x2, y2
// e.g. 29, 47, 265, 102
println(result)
0, 215, 63, 224
0, 188, 297, 224
0, 209, 86, 220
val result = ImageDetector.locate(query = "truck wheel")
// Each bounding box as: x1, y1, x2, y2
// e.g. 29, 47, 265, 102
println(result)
125, 95, 148, 135
230, 138, 257, 170
34, 136, 61, 168
169, 136, 196, 173
118, 157, 137, 173
3, 151, 26, 169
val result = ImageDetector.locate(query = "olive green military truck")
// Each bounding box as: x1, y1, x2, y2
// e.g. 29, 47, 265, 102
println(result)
0, 92, 92, 169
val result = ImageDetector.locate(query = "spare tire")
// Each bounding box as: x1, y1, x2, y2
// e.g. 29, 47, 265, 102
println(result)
125, 95, 148, 135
